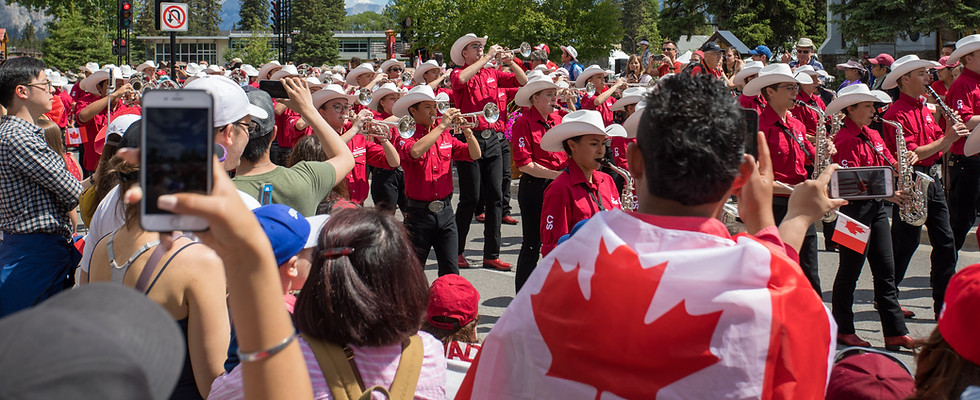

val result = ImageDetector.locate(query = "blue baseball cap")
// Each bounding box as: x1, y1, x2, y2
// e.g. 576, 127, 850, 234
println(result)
749, 45, 772, 59
254, 204, 311, 266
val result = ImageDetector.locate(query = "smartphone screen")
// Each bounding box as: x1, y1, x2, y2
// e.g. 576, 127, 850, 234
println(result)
741, 108, 759, 158
258, 80, 288, 98
831, 167, 894, 200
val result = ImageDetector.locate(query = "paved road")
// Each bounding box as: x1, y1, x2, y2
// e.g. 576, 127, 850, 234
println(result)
413, 181, 980, 372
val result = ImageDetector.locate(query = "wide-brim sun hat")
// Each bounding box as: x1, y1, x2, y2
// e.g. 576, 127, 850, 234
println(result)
184, 63, 205, 76
515, 74, 559, 107
559, 45, 578, 60
836, 60, 867, 72
270, 64, 299, 80
311, 84, 358, 110
540, 109, 608, 152
605, 123, 628, 139
824, 84, 892, 115
392, 85, 437, 117
882, 55, 941, 90
380, 58, 405, 74
48, 71, 69, 87
240, 64, 259, 77
79, 69, 114, 95
346, 62, 376, 87
575, 65, 607, 88
413, 60, 440, 85
731, 60, 765, 86
623, 102, 647, 138
948, 34, 980, 64
368, 83, 400, 112
256, 61, 282, 80
451, 33, 488, 67
742, 63, 812, 96
611, 87, 647, 111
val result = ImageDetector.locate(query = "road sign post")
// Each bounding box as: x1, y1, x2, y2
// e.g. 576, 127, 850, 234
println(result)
160, 2, 188, 80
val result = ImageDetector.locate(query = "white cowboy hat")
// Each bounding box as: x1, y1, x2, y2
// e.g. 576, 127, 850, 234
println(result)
533, 64, 553, 73
824, 84, 892, 115
964, 124, 980, 156
270, 64, 299, 80
240, 64, 259, 77
136, 60, 157, 75
47, 71, 69, 88
119, 65, 135, 79
575, 65, 608, 88
257, 61, 282, 80
559, 45, 578, 60
794, 65, 829, 78
676, 50, 693, 65
742, 63, 813, 96
515, 74, 559, 107
540, 110, 608, 152
205, 65, 224, 75
413, 60, 441, 85
368, 83, 400, 112
346, 62, 376, 87
79, 67, 118, 95
182, 72, 207, 86
305, 76, 325, 91
380, 58, 405, 74
882, 55, 941, 90
731, 60, 765, 86
311, 84, 358, 110
611, 87, 646, 111
605, 124, 628, 139
948, 34, 980, 64
623, 103, 647, 138
184, 63, 205, 76
80, 62, 100, 74
451, 33, 488, 66
392, 85, 437, 117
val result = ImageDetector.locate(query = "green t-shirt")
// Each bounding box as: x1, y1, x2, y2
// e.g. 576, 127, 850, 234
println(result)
233, 161, 337, 217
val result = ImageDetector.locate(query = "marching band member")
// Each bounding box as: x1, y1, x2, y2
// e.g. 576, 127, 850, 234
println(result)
742, 63, 823, 293
346, 62, 387, 113
256, 61, 282, 81
414, 60, 452, 96
942, 34, 980, 253
270, 65, 309, 164
608, 87, 644, 170
539, 110, 622, 257
881, 55, 969, 316
577, 65, 623, 126
825, 84, 916, 350
734, 60, 765, 114
74, 66, 137, 174
449, 33, 528, 271
392, 85, 481, 276
366, 83, 406, 212
241, 64, 260, 88
380, 58, 407, 88
511, 74, 567, 291
791, 65, 829, 141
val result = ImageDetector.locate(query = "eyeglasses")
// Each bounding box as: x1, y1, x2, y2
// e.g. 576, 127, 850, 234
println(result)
234, 121, 258, 136
797, 49, 812, 54
778, 84, 800, 92
389, 67, 404, 72
24, 81, 53, 91
328, 104, 352, 113
467, 44, 484, 50
662, 47, 676, 51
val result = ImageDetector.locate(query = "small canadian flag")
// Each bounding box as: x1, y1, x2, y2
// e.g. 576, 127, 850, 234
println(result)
832, 212, 871, 254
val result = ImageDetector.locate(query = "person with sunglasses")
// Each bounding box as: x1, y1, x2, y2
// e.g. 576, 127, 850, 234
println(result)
655, 39, 682, 77
380, 58, 407, 89
0, 57, 83, 317
787, 38, 825, 71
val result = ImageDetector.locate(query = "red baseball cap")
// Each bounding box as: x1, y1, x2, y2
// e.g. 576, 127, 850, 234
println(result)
825, 352, 914, 399
426, 275, 479, 330
938, 55, 960, 70
938, 264, 980, 365
868, 53, 895, 67
533, 43, 550, 54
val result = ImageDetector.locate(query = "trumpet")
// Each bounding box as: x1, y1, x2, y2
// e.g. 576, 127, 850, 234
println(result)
230, 68, 248, 86
496, 42, 532, 63
357, 88, 372, 106
435, 92, 451, 114
296, 63, 314, 78
565, 82, 597, 97
448, 103, 500, 127
400, 70, 413, 86
123, 72, 151, 107
344, 115, 416, 139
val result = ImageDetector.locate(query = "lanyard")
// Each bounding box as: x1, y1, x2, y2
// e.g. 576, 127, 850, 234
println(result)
780, 126, 812, 159
857, 132, 898, 173
566, 167, 605, 212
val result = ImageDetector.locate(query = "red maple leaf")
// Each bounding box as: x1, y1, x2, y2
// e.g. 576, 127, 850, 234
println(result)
531, 238, 723, 399
845, 221, 865, 235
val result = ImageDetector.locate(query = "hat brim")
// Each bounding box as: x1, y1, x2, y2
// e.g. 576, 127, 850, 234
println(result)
368, 88, 399, 112
381, 60, 406, 73
451, 36, 488, 67
392, 92, 436, 118
270, 69, 298, 80
742, 73, 812, 96
346, 66, 375, 87
949, 41, 980, 64
257, 64, 282, 80
836, 63, 867, 72
882, 60, 941, 90
824, 92, 892, 115
304, 215, 330, 248
732, 67, 762, 87
312, 89, 357, 110
515, 80, 558, 107
413, 63, 440, 85
611, 95, 642, 111
79, 71, 110, 95
605, 124, 627, 138
540, 121, 608, 152
575, 68, 606, 88
623, 104, 646, 139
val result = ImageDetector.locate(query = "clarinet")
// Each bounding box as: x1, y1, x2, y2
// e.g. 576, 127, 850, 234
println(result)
925, 84, 963, 126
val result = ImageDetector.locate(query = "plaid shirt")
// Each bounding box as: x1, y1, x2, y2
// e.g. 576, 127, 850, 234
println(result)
0, 115, 81, 237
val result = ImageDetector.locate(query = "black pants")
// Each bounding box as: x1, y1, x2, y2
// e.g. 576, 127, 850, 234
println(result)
515, 175, 551, 292
832, 200, 907, 337
370, 168, 406, 211
891, 169, 957, 314
455, 131, 503, 260
947, 154, 980, 251
403, 197, 459, 276
475, 134, 513, 217
772, 197, 820, 294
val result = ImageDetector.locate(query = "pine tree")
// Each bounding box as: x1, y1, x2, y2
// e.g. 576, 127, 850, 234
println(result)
226, 17, 276, 65
187, 0, 221, 36
21, 22, 38, 49
44, 4, 114, 71
237, 0, 270, 31
291, 0, 342, 65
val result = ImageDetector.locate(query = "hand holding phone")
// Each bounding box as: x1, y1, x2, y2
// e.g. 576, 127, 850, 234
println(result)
258, 80, 288, 99
829, 166, 894, 200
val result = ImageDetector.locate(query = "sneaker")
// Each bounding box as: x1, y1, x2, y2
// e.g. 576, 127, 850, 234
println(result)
482, 258, 513, 271
475, 214, 485, 222
457, 254, 470, 268
501, 215, 519, 225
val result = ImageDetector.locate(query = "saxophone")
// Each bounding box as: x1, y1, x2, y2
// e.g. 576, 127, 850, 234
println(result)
794, 99, 830, 179
876, 117, 931, 226
602, 160, 637, 211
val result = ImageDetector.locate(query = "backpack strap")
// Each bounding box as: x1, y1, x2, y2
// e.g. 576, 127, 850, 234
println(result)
302, 334, 424, 400
386, 335, 423, 400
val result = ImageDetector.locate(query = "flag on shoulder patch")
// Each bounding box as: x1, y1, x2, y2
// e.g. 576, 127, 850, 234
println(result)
832, 212, 870, 254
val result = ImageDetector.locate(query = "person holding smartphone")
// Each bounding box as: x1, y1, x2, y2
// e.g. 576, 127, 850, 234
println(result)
826, 84, 917, 350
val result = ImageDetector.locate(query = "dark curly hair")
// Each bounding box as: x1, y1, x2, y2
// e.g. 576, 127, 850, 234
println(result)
635, 74, 745, 205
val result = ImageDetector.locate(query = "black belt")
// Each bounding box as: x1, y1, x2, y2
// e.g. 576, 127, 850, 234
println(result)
404, 195, 452, 213
522, 175, 553, 184
949, 153, 980, 161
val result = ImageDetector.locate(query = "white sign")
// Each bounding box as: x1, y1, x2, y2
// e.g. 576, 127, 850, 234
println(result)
160, 2, 188, 32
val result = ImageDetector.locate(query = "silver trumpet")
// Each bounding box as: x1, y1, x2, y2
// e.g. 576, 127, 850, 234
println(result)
296, 63, 314, 78
357, 88, 372, 106
230, 68, 249, 86
123, 72, 151, 107
449, 103, 500, 127
346, 115, 416, 139
435, 92, 451, 114
400, 70, 413, 86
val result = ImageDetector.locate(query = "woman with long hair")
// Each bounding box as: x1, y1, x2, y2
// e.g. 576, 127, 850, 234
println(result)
622, 55, 643, 84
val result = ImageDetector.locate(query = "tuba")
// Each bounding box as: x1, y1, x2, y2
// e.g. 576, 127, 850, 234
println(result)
876, 117, 930, 226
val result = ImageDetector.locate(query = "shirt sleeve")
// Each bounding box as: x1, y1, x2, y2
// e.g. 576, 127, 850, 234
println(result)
495, 69, 518, 88
511, 119, 534, 168
450, 135, 474, 161
450, 69, 465, 91
364, 141, 394, 169
948, 84, 976, 121
748, 225, 799, 264
10, 135, 82, 208
540, 182, 571, 256
283, 114, 313, 147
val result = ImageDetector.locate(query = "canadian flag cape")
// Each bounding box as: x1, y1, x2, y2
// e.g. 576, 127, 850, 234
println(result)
457, 210, 837, 399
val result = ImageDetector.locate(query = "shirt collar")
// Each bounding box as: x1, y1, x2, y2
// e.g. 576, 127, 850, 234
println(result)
628, 212, 732, 239
761, 104, 789, 128
529, 108, 560, 126
566, 163, 594, 186
1, 115, 40, 131
796, 90, 814, 102
898, 92, 920, 107
962, 66, 980, 82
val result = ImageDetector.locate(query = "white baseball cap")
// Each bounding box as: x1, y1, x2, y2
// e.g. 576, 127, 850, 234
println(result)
183, 75, 268, 127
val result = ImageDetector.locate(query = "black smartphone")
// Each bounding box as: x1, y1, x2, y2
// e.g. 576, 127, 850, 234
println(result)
741, 108, 759, 158
651, 54, 665, 62
140, 89, 214, 231
830, 166, 895, 200
258, 80, 288, 98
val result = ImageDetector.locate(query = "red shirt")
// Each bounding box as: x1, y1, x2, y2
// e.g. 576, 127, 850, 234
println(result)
833, 118, 897, 168
610, 137, 634, 170
657, 61, 682, 77
396, 123, 474, 201
74, 97, 139, 171
689, 63, 725, 79
944, 67, 980, 155
930, 79, 949, 98
882, 93, 944, 166
278, 107, 313, 148
540, 165, 621, 256
760, 105, 814, 187
497, 87, 518, 126
629, 212, 798, 263
581, 86, 616, 126
738, 94, 767, 115
450, 65, 518, 132
511, 109, 567, 170
791, 91, 827, 138
345, 134, 392, 204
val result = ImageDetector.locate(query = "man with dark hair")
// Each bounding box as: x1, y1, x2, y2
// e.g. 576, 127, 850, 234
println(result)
656, 40, 682, 76
0, 57, 83, 317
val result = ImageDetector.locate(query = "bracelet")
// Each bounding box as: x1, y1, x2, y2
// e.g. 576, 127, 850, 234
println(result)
237, 331, 298, 362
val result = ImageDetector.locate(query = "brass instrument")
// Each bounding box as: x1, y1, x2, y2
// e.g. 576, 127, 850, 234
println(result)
513, 42, 532, 58
296, 63, 314, 78
156, 78, 180, 90
435, 92, 451, 114
449, 103, 500, 127
876, 117, 930, 226
344, 115, 416, 139
925, 84, 963, 126
357, 88, 372, 106
795, 100, 831, 179
400, 70, 413, 86
123, 72, 151, 107
230, 68, 249, 86
601, 160, 636, 211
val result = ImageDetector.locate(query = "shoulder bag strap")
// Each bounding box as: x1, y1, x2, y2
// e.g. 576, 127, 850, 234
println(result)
386, 335, 424, 400
857, 133, 899, 174
302, 334, 364, 400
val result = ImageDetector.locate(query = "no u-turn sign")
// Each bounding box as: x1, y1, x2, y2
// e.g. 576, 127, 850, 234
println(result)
160, 2, 189, 32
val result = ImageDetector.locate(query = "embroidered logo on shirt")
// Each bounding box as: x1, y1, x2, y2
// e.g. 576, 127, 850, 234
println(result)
519, 137, 527, 148
545, 215, 554, 230
840, 159, 850, 168
487, 77, 496, 84
439, 142, 453, 150
926, 114, 933, 124
352, 147, 366, 157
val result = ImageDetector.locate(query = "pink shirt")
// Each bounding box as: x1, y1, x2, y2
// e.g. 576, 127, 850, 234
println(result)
209, 332, 447, 400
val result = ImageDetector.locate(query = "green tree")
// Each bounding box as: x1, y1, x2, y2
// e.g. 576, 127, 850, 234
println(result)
620, 0, 660, 54
659, 0, 824, 50
831, 0, 980, 45
225, 18, 276, 65
20, 21, 38, 48
43, 4, 113, 71
237, 0, 270, 31
187, 0, 221, 36
344, 11, 395, 31
292, 0, 343, 65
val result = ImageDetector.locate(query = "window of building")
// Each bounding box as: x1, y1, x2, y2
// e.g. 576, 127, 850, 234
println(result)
340, 40, 368, 53
154, 42, 217, 65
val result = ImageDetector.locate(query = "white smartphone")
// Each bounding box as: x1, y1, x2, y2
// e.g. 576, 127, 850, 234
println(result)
830, 166, 894, 200
140, 89, 214, 232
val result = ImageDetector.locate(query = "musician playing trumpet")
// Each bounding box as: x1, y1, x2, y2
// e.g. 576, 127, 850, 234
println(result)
880, 55, 969, 316
576, 65, 624, 126
367, 83, 407, 213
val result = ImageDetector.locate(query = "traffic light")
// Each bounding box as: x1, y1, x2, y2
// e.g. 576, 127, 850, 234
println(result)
119, 0, 133, 30
270, 0, 281, 34
112, 37, 128, 55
